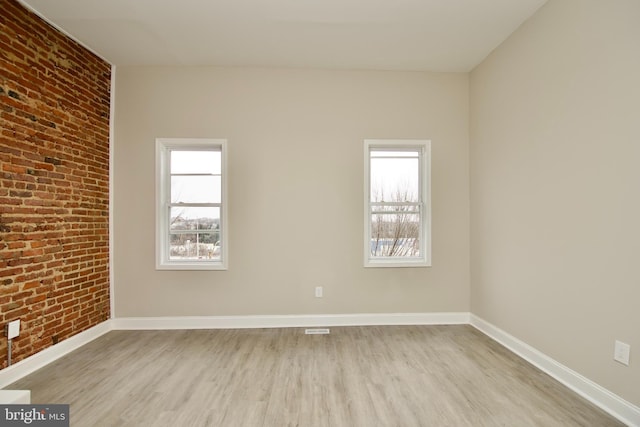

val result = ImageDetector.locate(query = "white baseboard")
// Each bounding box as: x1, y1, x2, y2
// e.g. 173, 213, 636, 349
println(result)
2, 313, 636, 427
0, 390, 30, 404
0, 321, 112, 389
470, 314, 640, 427
111, 312, 470, 330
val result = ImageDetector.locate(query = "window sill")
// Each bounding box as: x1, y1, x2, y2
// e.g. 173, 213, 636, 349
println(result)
156, 262, 227, 271
365, 259, 431, 268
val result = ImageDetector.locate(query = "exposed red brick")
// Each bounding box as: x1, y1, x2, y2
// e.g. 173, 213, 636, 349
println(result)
0, 0, 110, 369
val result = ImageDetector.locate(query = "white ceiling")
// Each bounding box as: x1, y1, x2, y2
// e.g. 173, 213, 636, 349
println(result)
19, 0, 547, 72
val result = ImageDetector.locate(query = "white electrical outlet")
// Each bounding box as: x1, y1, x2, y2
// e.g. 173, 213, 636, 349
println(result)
7, 320, 20, 340
614, 340, 630, 366
315, 286, 323, 298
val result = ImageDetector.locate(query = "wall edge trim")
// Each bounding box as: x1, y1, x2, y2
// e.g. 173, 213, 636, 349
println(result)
470, 314, 640, 427
108, 64, 116, 319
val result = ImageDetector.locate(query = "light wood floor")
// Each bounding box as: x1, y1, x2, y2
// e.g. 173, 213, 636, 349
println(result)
7, 325, 623, 427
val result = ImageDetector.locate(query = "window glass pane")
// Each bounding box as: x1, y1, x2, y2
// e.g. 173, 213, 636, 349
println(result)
171, 176, 221, 203
170, 207, 220, 231
171, 150, 221, 174
370, 213, 420, 257
370, 156, 419, 203
169, 232, 221, 261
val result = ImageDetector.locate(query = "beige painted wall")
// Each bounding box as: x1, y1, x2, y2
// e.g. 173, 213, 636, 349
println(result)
114, 67, 469, 317
470, 0, 640, 406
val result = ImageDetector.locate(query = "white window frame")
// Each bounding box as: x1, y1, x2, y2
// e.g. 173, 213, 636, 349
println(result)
364, 139, 431, 268
155, 138, 228, 270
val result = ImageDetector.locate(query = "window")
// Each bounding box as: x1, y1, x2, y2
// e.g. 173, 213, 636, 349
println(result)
364, 140, 431, 267
156, 138, 228, 270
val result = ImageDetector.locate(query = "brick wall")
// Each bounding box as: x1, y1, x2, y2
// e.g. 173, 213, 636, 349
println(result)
0, 0, 111, 368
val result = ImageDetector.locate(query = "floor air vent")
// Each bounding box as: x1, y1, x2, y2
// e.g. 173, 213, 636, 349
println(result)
305, 328, 330, 335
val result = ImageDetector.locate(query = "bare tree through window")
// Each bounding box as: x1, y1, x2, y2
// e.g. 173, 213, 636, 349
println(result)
370, 184, 420, 257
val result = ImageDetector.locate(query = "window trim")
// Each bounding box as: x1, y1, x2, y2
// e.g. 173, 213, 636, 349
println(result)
155, 138, 228, 270
364, 139, 431, 268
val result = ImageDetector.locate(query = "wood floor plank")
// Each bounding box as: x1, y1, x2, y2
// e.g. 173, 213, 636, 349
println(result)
5, 325, 624, 427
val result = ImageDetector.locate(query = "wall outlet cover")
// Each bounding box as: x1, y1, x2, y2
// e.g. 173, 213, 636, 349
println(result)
614, 340, 630, 366
7, 320, 20, 340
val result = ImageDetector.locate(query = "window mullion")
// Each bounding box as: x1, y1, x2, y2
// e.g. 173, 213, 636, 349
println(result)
169, 203, 221, 207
